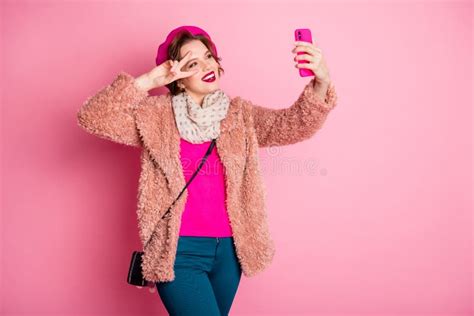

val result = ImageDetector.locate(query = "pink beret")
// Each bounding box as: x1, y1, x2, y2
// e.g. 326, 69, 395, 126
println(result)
155, 25, 218, 66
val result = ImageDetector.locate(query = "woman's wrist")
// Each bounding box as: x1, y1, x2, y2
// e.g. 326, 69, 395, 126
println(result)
312, 75, 331, 87
133, 73, 153, 92
312, 78, 330, 102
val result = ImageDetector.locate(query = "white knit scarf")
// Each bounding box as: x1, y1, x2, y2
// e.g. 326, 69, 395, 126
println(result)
171, 89, 230, 144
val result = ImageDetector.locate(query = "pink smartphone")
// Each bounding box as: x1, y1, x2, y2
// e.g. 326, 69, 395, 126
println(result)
294, 28, 315, 77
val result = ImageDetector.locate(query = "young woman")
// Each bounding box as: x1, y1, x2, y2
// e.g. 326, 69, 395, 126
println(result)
77, 25, 338, 316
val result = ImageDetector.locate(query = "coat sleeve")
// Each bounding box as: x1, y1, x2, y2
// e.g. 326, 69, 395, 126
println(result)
76, 71, 149, 147
246, 78, 338, 148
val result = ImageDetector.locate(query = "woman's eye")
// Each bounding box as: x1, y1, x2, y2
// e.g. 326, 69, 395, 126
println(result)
188, 55, 212, 69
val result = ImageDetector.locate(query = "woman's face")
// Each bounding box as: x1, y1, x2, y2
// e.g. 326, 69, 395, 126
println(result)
178, 39, 221, 105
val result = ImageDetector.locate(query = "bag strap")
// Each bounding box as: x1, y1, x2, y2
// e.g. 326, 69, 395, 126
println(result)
144, 138, 217, 249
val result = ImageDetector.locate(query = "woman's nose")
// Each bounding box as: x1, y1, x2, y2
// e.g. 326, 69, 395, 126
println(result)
203, 62, 213, 72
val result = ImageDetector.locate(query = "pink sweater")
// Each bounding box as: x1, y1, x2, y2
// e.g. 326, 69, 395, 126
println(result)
177, 138, 233, 237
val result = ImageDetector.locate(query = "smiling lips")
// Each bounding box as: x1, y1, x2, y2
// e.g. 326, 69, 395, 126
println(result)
202, 71, 216, 82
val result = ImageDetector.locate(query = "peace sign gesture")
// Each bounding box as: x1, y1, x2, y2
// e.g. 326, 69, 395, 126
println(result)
137, 51, 200, 91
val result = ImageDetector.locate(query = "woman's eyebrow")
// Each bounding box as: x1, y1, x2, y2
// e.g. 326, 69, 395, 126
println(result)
184, 50, 211, 65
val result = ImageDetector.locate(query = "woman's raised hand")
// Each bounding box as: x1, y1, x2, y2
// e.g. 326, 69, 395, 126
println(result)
134, 51, 199, 91
292, 41, 331, 85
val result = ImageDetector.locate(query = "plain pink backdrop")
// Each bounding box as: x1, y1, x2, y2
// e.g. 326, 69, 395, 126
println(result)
1, 1, 472, 315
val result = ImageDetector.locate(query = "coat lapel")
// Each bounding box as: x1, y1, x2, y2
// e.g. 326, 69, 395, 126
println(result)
135, 93, 241, 206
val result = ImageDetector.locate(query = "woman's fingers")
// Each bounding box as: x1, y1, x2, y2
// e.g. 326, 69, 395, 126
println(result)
293, 45, 317, 56
168, 52, 194, 79
174, 68, 198, 80
176, 51, 193, 71
172, 60, 180, 72
293, 41, 320, 58
295, 53, 315, 63
168, 61, 176, 74
292, 41, 325, 73
294, 41, 319, 51
181, 69, 200, 78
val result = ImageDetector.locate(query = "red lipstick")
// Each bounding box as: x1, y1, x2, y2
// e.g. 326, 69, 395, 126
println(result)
201, 71, 216, 82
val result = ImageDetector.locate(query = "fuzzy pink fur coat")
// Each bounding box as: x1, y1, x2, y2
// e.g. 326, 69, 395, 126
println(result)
77, 71, 338, 283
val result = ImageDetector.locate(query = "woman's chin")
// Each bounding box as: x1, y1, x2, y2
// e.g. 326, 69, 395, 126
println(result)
202, 82, 220, 91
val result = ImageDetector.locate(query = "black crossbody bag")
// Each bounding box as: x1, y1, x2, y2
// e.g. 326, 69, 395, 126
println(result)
127, 138, 217, 286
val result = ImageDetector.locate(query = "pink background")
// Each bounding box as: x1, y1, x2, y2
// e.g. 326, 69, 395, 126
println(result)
1, 1, 472, 315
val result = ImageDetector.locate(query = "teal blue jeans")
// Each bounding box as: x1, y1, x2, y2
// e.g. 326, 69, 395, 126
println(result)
155, 236, 242, 316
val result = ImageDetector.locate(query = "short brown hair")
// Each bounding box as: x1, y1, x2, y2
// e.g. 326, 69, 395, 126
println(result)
166, 30, 225, 95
